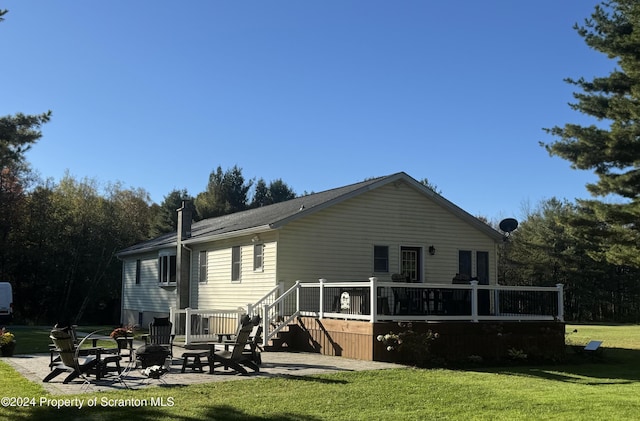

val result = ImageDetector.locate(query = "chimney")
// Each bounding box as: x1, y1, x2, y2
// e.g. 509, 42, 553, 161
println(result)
177, 200, 192, 241
176, 200, 192, 309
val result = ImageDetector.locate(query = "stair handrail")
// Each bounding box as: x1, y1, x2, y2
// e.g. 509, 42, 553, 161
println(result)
247, 282, 283, 317
262, 280, 302, 347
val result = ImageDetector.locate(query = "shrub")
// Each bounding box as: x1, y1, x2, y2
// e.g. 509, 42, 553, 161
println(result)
377, 322, 439, 367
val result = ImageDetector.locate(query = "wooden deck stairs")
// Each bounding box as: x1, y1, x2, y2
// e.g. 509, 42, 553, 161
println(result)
263, 322, 293, 351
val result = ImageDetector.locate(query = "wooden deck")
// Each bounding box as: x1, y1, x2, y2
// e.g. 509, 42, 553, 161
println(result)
288, 317, 565, 363
173, 278, 567, 363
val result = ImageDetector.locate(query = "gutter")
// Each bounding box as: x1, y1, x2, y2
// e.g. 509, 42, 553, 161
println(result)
181, 225, 274, 246
116, 243, 177, 258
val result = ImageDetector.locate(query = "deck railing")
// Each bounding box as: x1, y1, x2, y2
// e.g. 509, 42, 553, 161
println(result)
260, 278, 564, 346
174, 278, 564, 347
169, 307, 245, 346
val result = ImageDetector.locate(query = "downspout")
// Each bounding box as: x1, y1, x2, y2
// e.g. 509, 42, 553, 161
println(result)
182, 243, 193, 308
119, 256, 125, 325
176, 200, 193, 310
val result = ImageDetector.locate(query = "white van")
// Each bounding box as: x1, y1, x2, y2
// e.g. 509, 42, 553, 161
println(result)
0, 282, 13, 323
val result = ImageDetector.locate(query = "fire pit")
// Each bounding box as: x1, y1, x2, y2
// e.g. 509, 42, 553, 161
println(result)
135, 344, 170, 368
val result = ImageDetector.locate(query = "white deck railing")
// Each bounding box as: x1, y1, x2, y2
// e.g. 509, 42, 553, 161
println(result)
173, 278, 564, 347
259, 278, 564, 347
169, 307, 245, 346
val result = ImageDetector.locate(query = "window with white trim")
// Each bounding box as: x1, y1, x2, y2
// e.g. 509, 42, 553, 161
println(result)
231, 246, 241, 282
199, 250, 208, 283
373, 245, 389, 273
158, 253, 176, 284
135, 259, 141, 284
458, 250, 490, 283
458, 250, 472, 279
476, 251, 489, 284
253, 244, 264, 272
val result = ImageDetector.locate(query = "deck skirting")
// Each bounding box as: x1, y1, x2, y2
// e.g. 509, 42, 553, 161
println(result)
289, 317, 565, 363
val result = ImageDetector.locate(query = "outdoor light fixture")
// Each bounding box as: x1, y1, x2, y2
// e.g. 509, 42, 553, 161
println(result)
428, 245, 436, 255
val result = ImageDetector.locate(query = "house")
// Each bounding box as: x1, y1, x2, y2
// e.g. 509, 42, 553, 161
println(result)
116, 172, 504, 328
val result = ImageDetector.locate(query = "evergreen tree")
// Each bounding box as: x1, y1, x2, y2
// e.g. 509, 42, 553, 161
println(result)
250, 178, 296, 207
542, 0, 640, 267
150, 188, 193, 236
0, 111, 51, 169
195, 166, 252, 219
503, 198, 640, 321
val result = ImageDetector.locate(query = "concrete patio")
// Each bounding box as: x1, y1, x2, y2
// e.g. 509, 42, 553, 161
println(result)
5, 344, 404, 395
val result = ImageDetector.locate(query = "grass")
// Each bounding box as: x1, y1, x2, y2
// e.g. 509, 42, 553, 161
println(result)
2, 326, 122, 354
565, 323, 640, 350
1, 324, 639, 420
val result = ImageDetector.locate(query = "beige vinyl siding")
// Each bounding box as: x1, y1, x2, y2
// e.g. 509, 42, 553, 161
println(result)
121, 251, 177, 314
190, 231, 278, 310
277, 180, 497, 287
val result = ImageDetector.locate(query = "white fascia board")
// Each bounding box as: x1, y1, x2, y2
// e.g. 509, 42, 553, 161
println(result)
116, 243, 177, 258
181, 225, 274, 246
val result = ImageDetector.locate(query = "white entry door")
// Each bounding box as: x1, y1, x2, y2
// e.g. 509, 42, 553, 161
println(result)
400, 247, 422, 282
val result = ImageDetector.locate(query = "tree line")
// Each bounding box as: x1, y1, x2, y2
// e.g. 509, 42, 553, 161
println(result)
499, 198, 640, 322
0, 163, 296, 325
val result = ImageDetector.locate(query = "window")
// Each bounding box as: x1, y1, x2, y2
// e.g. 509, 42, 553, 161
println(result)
253, 244, 264, 271
458, 250, 472, 278
202, 317, 210, 335
373, 245, 389, 272
458, 250, 489, 283
199, 251, 208, 283
135, 259, 141, 285
231, 246, 241, 282
476, 251, 489, 284
158, 254, 176, 284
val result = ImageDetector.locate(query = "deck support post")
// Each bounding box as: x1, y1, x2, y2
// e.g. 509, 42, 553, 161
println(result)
185, 307, 192, 346
470, 281, 479, 322
318, 279, 326, 319
369, 277, 378, 323
262, 304, 269, 347
295, 280, 302, 318
556, 283, 564, 322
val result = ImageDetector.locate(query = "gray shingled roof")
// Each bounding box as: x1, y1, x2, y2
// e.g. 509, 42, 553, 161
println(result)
116, 174, 387, 256
116, 172, 503, 257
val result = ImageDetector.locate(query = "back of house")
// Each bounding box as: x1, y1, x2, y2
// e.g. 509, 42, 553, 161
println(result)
0, 282, 13, 324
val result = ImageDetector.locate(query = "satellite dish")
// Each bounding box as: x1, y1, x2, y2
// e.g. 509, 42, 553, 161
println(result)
499, 218, 518, 234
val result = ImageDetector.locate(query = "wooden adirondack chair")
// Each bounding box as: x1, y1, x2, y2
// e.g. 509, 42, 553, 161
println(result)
209, 320, 260, 375
215, 315, 262, 366
143, 318, 175, 357
44, 328, 121, 384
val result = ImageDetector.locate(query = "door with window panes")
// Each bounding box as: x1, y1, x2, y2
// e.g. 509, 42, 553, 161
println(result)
400, 247, 422, 282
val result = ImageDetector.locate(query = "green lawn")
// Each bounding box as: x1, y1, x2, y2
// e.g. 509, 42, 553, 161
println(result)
1, 324, 639, 420
565, 323, 640, 350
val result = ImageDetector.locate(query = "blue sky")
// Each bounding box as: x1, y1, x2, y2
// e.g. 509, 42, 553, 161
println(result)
1, 0, 612, 222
